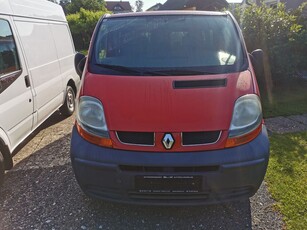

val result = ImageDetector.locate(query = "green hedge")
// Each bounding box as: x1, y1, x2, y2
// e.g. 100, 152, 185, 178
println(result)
232, 3, 307, 83
67, 8, 108, 50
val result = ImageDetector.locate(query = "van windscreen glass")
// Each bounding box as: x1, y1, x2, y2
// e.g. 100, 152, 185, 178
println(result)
91, 15, 246, 75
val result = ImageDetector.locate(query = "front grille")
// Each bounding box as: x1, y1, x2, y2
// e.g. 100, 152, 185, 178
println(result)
116, 131, 154, 146
119, 165, 219, 173
116, 131, 221, 147
128, 192, 210, 200
182, 131, 221, 145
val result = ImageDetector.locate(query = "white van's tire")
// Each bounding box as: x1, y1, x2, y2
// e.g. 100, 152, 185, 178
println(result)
60, 86, 76, 117
0, 151, 4, 187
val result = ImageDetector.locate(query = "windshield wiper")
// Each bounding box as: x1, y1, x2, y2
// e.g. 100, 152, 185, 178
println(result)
95, 64, 219, 76
143, 69, 218, 76
95, 63, 143, 75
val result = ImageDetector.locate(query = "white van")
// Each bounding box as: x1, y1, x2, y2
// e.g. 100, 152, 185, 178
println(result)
0, 0, 80, 185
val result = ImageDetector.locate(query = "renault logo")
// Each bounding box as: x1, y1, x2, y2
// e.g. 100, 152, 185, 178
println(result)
162, 133, 174, 150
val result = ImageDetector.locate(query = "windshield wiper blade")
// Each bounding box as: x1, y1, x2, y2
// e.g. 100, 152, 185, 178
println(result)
95, 63, 143, 75
142, 71, 170, 76
95, 64, 218, 76
144, 69, 218, 76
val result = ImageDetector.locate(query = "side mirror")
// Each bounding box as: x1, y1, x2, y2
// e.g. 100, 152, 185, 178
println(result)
74, 52, 86, 78
250, 49, 264, 78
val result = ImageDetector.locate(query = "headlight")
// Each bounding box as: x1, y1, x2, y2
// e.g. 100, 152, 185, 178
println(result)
77, 96, 109, 138
229, 94, 262, 137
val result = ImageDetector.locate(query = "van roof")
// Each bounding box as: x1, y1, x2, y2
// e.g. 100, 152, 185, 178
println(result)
105, 10, 229, 19
0, 0, 66, 22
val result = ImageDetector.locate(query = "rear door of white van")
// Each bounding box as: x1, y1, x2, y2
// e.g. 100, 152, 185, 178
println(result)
0, 16, 34, 151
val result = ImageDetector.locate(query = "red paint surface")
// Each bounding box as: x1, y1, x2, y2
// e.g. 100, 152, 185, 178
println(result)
80, 70, 257, 151
82, 71, 254, 131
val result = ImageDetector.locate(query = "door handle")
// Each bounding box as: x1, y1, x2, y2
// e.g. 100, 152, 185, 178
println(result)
24, 75, 30, 88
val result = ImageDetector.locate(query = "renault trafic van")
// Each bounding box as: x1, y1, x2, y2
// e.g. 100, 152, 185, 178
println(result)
0, 0, 80, 185
71, 11, 269, 205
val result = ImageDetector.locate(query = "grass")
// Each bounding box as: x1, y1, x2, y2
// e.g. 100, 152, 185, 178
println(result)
261, 79, 307, 118
266, 132, 307, 230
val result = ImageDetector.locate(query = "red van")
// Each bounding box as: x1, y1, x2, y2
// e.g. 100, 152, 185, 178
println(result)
71, 11, 269, 205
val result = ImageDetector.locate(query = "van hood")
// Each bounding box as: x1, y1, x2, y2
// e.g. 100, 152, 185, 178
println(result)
82, 71, 255, 132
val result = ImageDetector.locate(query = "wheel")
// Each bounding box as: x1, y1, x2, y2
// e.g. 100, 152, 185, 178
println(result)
0, 151, 4, 187
60, 85, 76, 117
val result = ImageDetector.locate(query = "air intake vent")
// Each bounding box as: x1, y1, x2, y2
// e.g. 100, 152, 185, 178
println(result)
182, 131, 221, 145
116, 131, 154, 146
119, 165, 219, 172
174, 79, 227, 89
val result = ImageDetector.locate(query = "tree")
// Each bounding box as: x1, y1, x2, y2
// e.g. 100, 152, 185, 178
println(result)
232, 2, 307, 92
66, 0, 106, 14
60, 0, 71, 4
59, 0, 71, 15
67, 8, 108, 50
135, 0, 143, 12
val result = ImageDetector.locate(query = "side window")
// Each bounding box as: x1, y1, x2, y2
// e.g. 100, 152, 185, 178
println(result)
0, 19, 21, 77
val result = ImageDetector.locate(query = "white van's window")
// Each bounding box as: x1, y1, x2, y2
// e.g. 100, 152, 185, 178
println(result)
0, 19, 21, 77
91, 15, 246, 76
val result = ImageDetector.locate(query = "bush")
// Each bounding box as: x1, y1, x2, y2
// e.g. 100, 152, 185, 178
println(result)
66, 0, 107, 15
232, 3, 307, 83
67, 8, 108, 50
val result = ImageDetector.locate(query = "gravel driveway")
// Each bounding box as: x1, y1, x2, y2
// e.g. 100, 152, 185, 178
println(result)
0, 112, 284, 230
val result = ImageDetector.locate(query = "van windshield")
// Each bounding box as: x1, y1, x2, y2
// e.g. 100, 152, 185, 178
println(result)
91, 15, 246, 75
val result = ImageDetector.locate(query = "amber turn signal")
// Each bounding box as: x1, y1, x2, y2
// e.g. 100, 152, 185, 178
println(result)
76, 123, 113, 148
225, 125, 262, 148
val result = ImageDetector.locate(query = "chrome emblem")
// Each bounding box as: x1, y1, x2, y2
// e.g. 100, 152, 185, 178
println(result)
162, 133, 174, 150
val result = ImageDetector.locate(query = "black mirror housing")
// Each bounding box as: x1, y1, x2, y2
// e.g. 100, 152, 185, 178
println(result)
250, 49, 264, 79
75, 52, 86, 78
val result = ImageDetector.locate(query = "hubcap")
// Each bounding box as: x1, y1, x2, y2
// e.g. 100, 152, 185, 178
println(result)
67, 90, 74, 110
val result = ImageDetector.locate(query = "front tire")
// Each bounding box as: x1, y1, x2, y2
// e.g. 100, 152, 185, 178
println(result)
60, 85, 76, 117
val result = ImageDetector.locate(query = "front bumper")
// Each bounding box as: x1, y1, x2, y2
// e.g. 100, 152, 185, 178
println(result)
70, 125, 270, 205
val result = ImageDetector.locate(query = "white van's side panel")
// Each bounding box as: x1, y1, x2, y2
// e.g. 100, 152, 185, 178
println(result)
14, 18, 63, 126
51, 23, 76, 77
50, 23, 77, 94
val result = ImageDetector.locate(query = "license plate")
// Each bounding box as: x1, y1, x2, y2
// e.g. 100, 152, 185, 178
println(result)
135, 175, 202, 193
